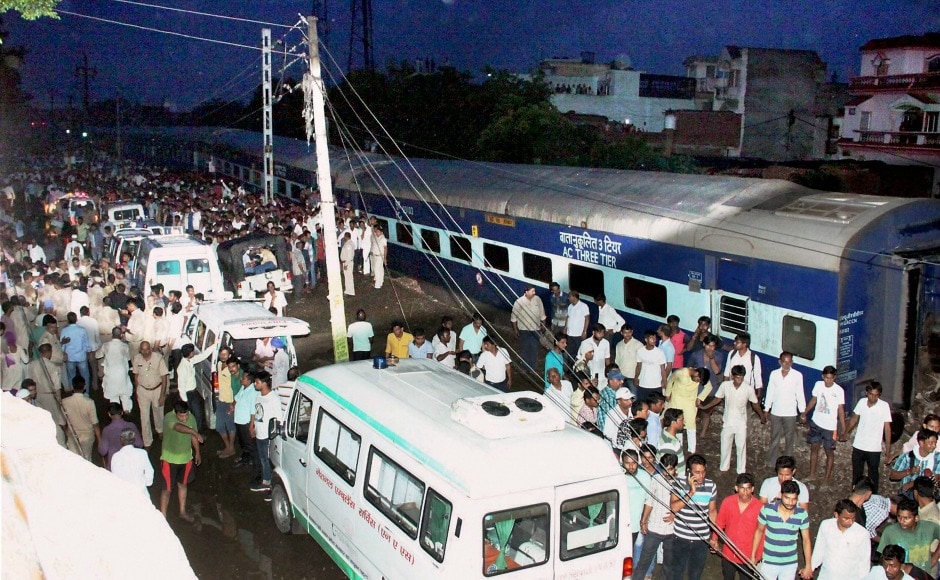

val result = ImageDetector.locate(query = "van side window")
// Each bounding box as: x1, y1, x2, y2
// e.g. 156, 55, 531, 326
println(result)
186, 259, 210, 274
483, 503, 550, 575
420, 489, 452, 563
196, 321, 207, 349
204, 330, 216, 351
315, 409, 361, 486
559, 490, 619, 561
156, 260, 180, 275
365, 448, 425, 539
288, 393, 314, 443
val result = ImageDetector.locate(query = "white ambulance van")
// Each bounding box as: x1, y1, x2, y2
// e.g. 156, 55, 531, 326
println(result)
133, 234, 230, 299
270, 358, 634, 579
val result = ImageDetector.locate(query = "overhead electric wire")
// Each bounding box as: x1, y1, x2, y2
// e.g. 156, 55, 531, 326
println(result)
58, 9, 300, 56
108, 0, 297, 28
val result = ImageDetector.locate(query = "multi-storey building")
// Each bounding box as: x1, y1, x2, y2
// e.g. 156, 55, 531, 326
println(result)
838, 33, 940, 193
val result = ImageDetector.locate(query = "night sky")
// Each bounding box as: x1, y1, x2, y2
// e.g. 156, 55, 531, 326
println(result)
6, 0, 939, 112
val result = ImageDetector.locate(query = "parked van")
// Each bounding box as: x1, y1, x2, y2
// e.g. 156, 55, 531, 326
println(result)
180, 301, 310, 428
216, 233, 293, 297
103, 201, 147, 229
133, 235, 230, 299
107, 228, 152, 268
271, 359, 633, 579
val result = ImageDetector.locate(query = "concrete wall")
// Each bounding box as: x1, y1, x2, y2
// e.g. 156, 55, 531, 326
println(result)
741, 49, 826, 161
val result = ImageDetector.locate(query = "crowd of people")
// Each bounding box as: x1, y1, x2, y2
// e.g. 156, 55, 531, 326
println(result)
4, 152, 940, 578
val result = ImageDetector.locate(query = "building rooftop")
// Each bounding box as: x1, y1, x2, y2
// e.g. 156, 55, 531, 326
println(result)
861, 32, 940, 51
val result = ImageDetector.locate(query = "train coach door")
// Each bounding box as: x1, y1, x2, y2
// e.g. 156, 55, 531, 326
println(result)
899, 255, 940, 407
709, 258, 752, 343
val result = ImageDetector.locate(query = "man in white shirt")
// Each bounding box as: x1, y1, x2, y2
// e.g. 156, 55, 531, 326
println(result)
177, 341, 215, 432
477, 336, 511, 392
801, 366, 846, 482
846, 381, 894, 494
811, 500, 871, 579
110, 428, 154, 496
564, 291, 590, 362
262, 281, 287, 316
595, 293, 624, 339
433, 327, 456, 368
347, 308, 374, 361
634, 329, 667, 402
763, 351, 805, 468
511, 284, 546, 376
77, 305, 102, 389
700, 364, 765, 473
360, 220, 373, 276
578, 323, 611, 388
614, 324, 642, 392
724, 332, 763, 402
862, 543, 912, 580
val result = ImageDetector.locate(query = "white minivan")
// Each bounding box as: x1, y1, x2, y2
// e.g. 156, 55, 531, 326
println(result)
270, 359, 634, 579
133, 235, 230, 299
181, 301, 310, 428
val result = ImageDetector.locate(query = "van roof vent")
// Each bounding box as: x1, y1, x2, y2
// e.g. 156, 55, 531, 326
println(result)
451, 392, 566, 439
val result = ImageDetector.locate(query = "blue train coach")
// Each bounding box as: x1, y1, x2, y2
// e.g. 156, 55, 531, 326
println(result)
335, 158, 940, 408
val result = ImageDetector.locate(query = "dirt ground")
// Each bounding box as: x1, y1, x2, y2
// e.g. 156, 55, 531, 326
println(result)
286, 267, 888, 578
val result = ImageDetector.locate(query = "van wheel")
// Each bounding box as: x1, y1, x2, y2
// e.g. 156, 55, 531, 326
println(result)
271, 482, 297, 534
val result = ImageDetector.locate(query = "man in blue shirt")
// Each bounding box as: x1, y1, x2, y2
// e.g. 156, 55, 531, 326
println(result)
60, 311, 92, 396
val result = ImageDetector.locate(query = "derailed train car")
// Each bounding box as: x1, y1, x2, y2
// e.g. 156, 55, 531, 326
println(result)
118, 127, 940, 408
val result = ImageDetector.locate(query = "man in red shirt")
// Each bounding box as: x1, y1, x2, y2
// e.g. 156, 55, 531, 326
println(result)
713, 472, 763, 579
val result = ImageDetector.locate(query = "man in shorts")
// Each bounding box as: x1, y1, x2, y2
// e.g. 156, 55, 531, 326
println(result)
160, 400, 204, 522
801, 366, 846, 482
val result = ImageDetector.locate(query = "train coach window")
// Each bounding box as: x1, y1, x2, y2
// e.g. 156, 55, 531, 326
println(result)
315, 409, 362, 486
719, 296, 749, 336
484, 243, 510, 272
421, 229, 441, 254
374, 218, 389, 236
396, 223, 415, 246
450, 236, 472, 262
782, 315, 816, 361
623, 276, 667, 318
569, 264, 604, 298
365, 448, 425, 539
522, 253, 552, 285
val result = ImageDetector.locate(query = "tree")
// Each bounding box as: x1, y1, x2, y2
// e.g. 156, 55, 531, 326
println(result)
0, 0, 60, 21
476, 103, 597, 165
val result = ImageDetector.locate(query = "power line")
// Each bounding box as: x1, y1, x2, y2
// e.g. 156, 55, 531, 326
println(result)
57, 9, 299, 56
108, 0, 297, 28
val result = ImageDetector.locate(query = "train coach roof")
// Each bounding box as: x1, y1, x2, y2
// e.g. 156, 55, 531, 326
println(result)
298, 358, 624, 499
338, 157, 939, 271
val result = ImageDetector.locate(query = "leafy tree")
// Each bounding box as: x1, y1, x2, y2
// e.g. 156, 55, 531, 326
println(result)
476, 103, 596, 165
0, 0, 59, 21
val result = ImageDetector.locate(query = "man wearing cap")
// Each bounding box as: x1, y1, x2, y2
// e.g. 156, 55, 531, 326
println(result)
270, 337, 290, 391
602, 371, 632, 443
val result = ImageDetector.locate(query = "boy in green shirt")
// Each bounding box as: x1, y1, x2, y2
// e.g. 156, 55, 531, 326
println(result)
160, 400, 203, 522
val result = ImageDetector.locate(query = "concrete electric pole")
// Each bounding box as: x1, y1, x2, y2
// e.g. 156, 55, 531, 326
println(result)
262, 28, 274, 206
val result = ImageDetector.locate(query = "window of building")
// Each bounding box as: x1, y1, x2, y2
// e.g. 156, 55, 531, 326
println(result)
875, 59, 890, 77
482, 503, 550, 575
396, 223, 414, 246
848, 107, 856, 116
860, 111, 872, 131
782, 315, 816, 361
569, 264, 604, 298
929, 56, 940, 74
450, 236, 472, 262
560, 491, 619, 561
522, 253, 552, 285
420, 229, 441, 254
365, 449, 425, 538
623, 276, 667, 318
729, 70, 739, 88
719, 296, 749, 336
420, 489, 453, 563
483, 243, 510, 272
925, 112, 939, 133
315, 409, 361, 486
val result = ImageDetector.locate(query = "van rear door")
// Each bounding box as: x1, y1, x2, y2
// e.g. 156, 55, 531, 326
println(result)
553, 480, 630, 579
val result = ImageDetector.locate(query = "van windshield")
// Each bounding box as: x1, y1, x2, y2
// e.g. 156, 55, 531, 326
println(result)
483, 503, 549, 575
559, 491, 619, 561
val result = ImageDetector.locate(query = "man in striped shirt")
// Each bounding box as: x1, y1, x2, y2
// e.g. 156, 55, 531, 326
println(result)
669, 453, 718, 580
752, 480, 813, 579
